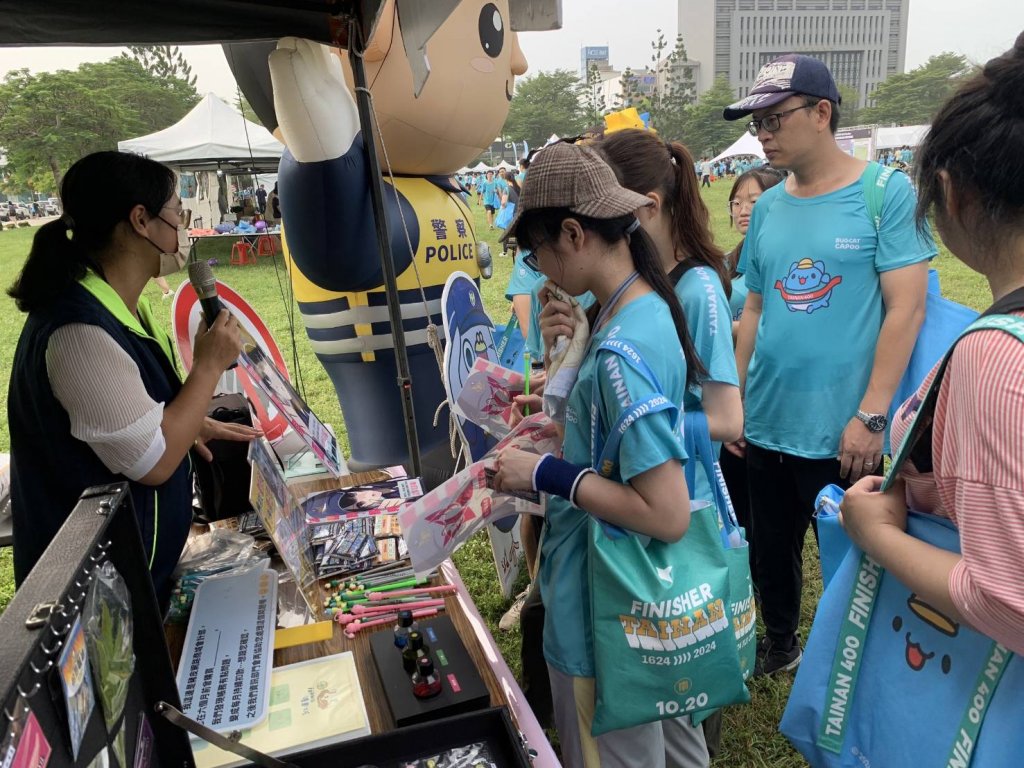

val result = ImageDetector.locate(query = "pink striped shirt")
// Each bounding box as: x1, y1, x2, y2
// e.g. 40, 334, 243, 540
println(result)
891, 310, 1024, 654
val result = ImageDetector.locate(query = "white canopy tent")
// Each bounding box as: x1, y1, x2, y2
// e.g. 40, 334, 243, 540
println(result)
496, 160, 516, 171
875, 124, 930, 150
713, 132, 766, 162
471, 161, 493, 172
119, 93, 285, 227
119, 92, 283, 170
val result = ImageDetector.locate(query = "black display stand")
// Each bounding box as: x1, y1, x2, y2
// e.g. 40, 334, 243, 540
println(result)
369, 615, 490, 727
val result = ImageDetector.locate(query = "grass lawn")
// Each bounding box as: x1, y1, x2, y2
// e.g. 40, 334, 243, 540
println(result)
0, 179, 991, 766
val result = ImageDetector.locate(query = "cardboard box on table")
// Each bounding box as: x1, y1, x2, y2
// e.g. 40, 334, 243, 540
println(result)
0, 484, 531, 767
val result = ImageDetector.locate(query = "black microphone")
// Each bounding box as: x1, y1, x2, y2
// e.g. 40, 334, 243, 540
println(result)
188, 259, 245, 370
188, 259, 225, 327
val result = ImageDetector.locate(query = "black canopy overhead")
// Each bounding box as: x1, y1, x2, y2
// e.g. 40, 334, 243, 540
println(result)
0, 0, 381, 48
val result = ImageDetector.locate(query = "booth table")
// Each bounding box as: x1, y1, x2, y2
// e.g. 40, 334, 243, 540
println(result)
166, 550, 560, 766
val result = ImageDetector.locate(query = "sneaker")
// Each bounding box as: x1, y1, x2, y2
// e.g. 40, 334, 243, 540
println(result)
499, 588, 530, 632
753, 634, 802, 677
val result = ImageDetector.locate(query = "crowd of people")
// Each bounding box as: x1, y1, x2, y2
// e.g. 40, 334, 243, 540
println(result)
486, 41, 1024, 767
5, 31, 1024, 768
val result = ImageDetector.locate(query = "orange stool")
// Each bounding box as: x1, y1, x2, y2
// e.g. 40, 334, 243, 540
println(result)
230, 240, 257, 265
256, 234, 278, 256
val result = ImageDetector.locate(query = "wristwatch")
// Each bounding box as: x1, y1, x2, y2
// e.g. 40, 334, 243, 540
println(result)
856, 410, 888, 433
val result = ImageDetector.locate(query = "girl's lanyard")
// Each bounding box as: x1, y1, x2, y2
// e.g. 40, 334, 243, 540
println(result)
585, 271, 640, 357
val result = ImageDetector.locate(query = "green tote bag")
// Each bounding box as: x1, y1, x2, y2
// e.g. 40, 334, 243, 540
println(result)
586, 339, 750, 736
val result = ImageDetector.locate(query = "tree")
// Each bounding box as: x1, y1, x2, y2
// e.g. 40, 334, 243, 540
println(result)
655, 33, 697, 141
615, 66, 645, 111
235, 94, 263, 126
837, 84, 862, 128
860, 53, 976, 125
582, 62, 608, 130
0, 58, 200, 191
502, 69, 588, 147
679, 75, 742, 158
123, 45, 198, 88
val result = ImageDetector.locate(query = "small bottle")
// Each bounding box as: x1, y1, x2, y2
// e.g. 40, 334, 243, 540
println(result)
393, 610, 418, 650
402, 630, 430, 674
411, 656, 442, 699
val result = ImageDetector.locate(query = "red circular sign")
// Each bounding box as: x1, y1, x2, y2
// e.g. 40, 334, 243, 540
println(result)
172, 279, 292, 442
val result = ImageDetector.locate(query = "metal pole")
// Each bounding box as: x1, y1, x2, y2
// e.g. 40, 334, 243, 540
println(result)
347, 16, 423, 478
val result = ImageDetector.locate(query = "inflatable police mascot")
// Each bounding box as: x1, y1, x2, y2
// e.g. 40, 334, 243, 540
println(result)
228, 1, 542, 474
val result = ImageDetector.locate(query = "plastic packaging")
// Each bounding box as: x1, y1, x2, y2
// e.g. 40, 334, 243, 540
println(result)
166, 529, 268, 623
82, 561, 134, 768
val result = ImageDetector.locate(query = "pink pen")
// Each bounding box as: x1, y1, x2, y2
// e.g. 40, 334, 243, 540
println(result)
352, 598, 445, 616
367, 585, 456, 601
344, 607, 442, 637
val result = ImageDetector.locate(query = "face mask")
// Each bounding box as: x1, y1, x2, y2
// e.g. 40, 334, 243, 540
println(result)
146, 215, 190, 277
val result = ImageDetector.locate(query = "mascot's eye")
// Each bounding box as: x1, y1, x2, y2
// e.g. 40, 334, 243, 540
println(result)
478, 3, 504, 58
463, 341, 475, 370
941, 655, 952, 674
892, 615, 903, 632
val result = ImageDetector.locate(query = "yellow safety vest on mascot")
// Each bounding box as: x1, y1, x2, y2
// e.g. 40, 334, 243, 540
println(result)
263, 0, 530, 470
280, 156, 478, 469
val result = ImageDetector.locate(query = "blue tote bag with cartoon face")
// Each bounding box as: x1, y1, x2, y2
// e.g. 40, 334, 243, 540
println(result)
780, 315, 1024, 767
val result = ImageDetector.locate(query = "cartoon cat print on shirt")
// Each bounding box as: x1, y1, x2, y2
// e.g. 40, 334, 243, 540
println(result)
774, 258, 844, 314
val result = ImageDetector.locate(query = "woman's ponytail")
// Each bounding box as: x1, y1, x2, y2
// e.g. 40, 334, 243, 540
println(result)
7, 218, 94, 312
627, 223, 707, 387
7, 151, 175, 313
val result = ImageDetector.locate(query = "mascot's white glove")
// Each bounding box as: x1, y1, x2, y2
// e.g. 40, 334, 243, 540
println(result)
269, 37, 359, 163
543, 280, 590, 425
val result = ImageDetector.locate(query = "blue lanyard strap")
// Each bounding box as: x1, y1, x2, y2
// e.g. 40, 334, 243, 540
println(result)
589, 338, 675, 474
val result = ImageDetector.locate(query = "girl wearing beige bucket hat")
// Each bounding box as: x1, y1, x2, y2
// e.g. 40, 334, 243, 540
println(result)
491, 141, 710, 767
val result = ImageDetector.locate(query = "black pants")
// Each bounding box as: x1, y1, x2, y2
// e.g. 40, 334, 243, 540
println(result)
745, 443, 849, 642
520, 578, 553, 729
701, 174, 711, 188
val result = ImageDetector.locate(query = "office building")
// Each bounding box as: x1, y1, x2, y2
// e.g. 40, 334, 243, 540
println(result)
580, 45, 612, 79
678, 0, 910, 106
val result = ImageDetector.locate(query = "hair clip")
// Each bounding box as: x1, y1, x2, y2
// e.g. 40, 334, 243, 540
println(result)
625, 218, 641, 235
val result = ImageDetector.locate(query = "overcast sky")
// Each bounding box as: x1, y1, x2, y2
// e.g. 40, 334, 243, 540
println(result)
0, 1, 1020, 102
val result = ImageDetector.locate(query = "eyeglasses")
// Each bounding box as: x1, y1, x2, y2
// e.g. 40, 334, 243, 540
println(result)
728, 199, 757, 213
746, 104, 815, 137
162, 205, 188, 227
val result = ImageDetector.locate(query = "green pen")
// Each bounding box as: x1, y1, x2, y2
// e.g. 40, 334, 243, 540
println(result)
523, 351, 531, 417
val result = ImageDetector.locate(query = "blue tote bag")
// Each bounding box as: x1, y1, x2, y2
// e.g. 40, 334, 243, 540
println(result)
889, 271, 977, 422
814, 484, 848, 591
781, 314, 1024, 767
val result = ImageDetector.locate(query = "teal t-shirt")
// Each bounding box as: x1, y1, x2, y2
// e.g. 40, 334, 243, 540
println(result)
481, 178, 505, 208
730, 273, 748, 322
525, 278, 596, 360
676, 266, 739, 502
727, 246, 748, 321
504, 251, 543, 300
539, 292, 689, 677
741, 167, 937, 458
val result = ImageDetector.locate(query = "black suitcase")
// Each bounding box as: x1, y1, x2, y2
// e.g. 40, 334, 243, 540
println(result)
0, 484, 533, 768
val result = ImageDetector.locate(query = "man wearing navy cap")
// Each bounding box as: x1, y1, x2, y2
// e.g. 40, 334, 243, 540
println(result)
726, 55, 937, 676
